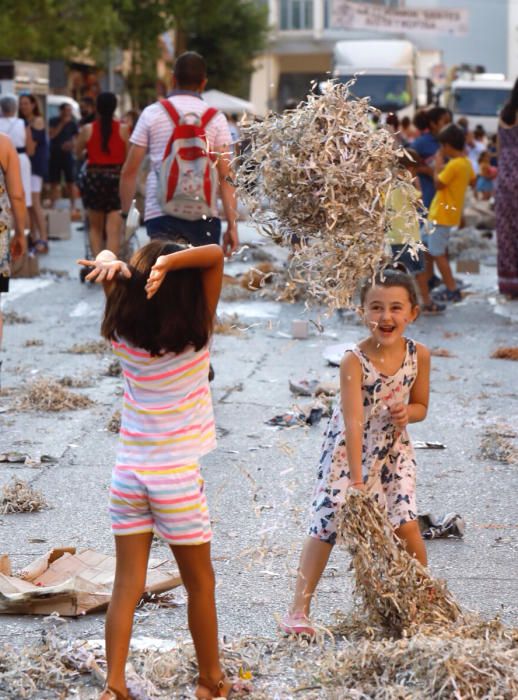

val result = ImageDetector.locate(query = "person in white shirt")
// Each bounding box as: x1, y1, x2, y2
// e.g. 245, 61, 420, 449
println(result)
120, 51, 238, 256
0, 96, 32, 210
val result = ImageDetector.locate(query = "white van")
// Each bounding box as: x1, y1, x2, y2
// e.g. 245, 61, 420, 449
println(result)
46, 94, 80, 122
447, 77, 512, 135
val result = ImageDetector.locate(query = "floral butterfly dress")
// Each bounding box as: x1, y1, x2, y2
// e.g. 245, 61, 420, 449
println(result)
309, 338, 419, 545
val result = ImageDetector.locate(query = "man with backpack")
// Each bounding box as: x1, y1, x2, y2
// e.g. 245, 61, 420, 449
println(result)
119, 51, 238, 256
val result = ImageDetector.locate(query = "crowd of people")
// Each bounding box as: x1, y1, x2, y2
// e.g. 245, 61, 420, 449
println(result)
381, 91, 518, 310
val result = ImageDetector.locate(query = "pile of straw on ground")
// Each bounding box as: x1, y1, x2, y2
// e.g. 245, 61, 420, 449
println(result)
67, 340, 110, 355
236, 80, 422, 309
15, 377, 94, 412
491, 346, 518, 361
107, 410, 121, 433
479, 424, 518, 464
3, 310, 31, 324
1, 478, 47, 514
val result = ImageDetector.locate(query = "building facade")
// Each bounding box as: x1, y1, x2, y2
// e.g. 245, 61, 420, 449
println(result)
251, 0, 513, 114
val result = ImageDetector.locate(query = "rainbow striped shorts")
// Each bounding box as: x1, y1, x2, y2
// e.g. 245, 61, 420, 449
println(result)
109, 462, 212, 545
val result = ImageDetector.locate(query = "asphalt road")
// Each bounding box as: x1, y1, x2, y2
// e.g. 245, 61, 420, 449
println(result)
0, 222, 517, 693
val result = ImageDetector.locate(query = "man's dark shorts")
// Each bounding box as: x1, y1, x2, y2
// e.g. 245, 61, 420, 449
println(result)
391, 244, 425, 275
48, 151, 75, 184
145, 215, 221, 247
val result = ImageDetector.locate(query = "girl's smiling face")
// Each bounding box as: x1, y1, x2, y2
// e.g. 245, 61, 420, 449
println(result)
362, 284, 418, 347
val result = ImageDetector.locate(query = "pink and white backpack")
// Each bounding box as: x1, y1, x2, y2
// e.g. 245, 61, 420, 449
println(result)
157, 99, 219, 221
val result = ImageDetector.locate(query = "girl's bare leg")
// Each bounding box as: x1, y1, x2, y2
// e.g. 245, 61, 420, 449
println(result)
395, 520, 427, 566
170, 542, 227, 697
88, 210, 105, 258
31, 191, 48, 242
104, 532, 153, 696
291, 536, 333, 616
105, 210, 122, 257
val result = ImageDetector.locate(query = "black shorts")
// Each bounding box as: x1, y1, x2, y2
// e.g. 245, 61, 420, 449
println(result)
82, 166, 122, 212
145, 215, 221, 247
49, 151, 75, 184
0, 274, 9, 293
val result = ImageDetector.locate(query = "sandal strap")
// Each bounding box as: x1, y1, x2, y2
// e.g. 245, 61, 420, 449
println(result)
197, 674, 228, 697
102, 687, 128, 700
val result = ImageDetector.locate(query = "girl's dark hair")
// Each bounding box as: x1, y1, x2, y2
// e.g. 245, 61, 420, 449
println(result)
500, 78, 518, 126
360, 269, 419, 308
96, 92, 117, 154
18, 94, 41, 118
101, 240, 212, 356
478, 150, 489, 163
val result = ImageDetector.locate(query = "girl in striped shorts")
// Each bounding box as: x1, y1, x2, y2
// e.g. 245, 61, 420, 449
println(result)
79, 240, 233, 699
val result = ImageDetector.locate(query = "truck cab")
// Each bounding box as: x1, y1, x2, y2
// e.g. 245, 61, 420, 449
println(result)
446, 75, 512, 135
333, 40, 416, 118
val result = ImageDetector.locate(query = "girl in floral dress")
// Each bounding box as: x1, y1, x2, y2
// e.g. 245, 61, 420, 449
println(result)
281, 269, 431, 636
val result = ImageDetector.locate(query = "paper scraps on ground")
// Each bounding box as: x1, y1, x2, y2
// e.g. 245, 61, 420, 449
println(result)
418, 512, 466, 539
0, 547, 181, 616
288, 378, 339, 397
413, 441, 446, 450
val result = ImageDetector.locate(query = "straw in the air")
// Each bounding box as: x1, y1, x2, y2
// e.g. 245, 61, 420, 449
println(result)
236, 80, 422, 309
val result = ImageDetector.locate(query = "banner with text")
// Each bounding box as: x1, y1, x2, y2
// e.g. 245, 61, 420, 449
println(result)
331, 1, 469, 37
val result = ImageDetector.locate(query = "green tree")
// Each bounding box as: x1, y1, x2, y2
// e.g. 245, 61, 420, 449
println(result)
172, 0, 269, 97
0, 0, 122, 62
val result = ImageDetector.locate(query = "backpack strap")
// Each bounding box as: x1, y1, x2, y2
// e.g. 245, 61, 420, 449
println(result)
160, 99, 180, 126
200, 107, 219, 128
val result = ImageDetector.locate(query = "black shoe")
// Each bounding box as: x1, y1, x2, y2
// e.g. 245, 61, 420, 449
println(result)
428, 274, 442, 291
208, 364, 215, 382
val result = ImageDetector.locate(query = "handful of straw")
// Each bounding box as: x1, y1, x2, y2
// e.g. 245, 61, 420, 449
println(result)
237, 80, 422, 308
336, 489, 461, 635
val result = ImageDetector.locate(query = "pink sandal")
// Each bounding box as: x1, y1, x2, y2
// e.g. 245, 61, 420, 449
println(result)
279, 610, 316, 637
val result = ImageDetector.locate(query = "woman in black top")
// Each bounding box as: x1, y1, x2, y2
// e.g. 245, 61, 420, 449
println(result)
19, 94, 49, 253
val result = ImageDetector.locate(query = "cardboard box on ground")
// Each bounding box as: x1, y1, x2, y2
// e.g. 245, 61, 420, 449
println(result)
0, 547, 181, 616
44, 208, 71, 240
10, 243, 39, 279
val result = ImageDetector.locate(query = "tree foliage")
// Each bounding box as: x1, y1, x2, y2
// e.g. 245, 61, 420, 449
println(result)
0, 0, 269, 102
173, 0, 269, 97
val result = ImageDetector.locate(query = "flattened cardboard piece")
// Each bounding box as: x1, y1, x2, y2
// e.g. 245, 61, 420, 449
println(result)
0, 548, 181, 616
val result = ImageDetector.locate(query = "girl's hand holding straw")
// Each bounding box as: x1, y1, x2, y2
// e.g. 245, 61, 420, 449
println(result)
390, 402, 409, 428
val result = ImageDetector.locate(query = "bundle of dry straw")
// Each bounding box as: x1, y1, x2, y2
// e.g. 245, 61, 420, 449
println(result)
236, 80, 421, 308
1, 478, 47, 514
336, 489, 461, 635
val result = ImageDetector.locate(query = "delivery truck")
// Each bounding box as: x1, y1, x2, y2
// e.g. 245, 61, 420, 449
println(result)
332, 39, 437, 118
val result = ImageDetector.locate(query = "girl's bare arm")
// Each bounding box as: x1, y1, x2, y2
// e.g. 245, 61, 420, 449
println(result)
340, 352, 364, 486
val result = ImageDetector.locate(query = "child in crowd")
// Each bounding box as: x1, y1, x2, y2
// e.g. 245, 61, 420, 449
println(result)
476, 151, 497, 200
78, 241, 233, 700
281, 270, 430, 636
387, 149, 425, 277
417, 124, 476, 306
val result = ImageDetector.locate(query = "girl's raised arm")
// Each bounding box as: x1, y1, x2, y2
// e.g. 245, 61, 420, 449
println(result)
340, 352, 364, 489
146, 244, 224, 319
